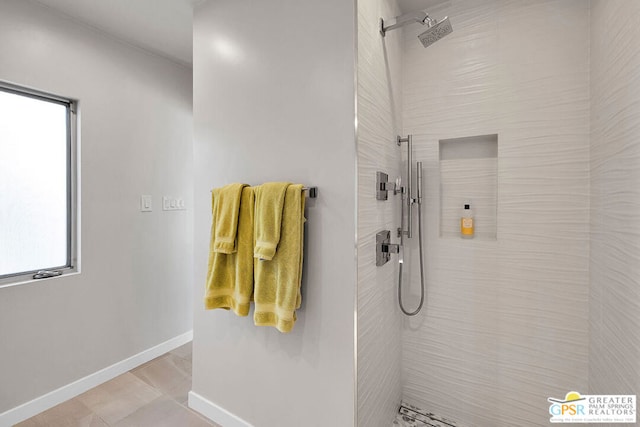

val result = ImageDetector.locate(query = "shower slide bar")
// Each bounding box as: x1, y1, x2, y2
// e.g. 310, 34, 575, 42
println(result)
398, 135, 414, 238
210, 186, 318, 198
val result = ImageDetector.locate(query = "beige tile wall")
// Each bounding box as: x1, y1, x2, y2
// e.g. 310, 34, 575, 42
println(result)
589, 0, 640, 400
400, 1, 590, 425
356, 0, 404, 425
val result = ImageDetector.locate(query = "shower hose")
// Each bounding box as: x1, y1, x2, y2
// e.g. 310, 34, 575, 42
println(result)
398, 194, 425, 316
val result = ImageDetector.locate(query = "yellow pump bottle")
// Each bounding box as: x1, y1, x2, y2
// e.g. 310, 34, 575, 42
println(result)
461, 203, 474, 238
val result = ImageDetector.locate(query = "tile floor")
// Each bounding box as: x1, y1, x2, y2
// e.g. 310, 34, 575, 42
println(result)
16, 342, 219, 427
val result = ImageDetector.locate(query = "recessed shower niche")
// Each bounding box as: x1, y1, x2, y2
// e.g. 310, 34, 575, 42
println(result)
439, 134, 498, 240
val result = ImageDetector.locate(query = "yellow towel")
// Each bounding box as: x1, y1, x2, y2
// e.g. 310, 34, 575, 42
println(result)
204, 186, 254, 316
253, 182, 291, 260
254, 184, 306, 333
212, 183, 246, 254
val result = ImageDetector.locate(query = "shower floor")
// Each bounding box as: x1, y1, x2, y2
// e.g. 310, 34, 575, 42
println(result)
392, 401, 458, 427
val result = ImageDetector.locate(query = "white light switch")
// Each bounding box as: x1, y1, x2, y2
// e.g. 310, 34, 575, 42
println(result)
162, 196, 186, 211
140, 195, 152, 212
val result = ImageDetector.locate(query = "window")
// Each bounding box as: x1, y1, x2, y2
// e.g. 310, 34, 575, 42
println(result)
0, 82, 77, 286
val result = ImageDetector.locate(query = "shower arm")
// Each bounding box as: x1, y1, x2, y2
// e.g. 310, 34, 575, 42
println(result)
380, 11, 428, 37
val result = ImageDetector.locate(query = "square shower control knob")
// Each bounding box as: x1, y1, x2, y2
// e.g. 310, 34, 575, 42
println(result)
376, 230, 399, 266
377, 171, 391, 201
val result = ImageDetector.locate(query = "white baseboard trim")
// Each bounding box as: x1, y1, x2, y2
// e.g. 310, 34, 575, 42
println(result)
188, 391, 254, 427
0, 330, 193, 427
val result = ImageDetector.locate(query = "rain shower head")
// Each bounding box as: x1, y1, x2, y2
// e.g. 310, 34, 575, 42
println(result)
418, 16, 453, 48
380, 10, 453, 47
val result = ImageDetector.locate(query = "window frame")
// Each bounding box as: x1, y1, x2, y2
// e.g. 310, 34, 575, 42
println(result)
0, 81, 79, 287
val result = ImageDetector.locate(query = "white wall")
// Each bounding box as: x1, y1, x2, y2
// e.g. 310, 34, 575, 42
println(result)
191, 1, 356, 426
400, 1, 590, 425
356, 0, 404, 426
589, 0, 640, 399
0, 0, 193, 414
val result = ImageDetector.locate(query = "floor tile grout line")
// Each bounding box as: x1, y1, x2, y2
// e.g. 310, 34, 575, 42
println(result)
17, 343, 219, 426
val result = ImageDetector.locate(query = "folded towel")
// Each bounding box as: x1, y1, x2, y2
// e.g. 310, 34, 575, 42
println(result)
204, 186, 255, 316
212, 183, 246, 254
253, 182, 291, 260
253, 184, 306, 333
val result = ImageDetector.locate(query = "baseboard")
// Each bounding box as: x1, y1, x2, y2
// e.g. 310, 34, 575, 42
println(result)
0, 330, 193, 427
188, 391, 254, 427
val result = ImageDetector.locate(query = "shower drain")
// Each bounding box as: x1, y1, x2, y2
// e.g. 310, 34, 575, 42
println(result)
392, 401, 459, 427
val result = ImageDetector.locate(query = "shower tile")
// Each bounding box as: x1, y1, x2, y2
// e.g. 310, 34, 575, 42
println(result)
357, 0, 404, 425
590, 0, 640, 397
400, 0, 590, 425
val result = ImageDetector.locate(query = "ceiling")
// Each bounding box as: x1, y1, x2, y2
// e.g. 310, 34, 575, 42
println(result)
33, 0, 199, 67
30, 0, 447, 67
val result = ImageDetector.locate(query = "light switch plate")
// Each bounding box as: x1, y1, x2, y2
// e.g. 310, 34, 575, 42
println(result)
140, 195, 152, 212
163, 196, 186, 211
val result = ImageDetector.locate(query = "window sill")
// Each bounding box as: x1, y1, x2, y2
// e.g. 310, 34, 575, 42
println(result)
0, 269, 80, 289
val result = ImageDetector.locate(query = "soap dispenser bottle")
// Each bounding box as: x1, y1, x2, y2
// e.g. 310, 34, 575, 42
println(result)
461, 203, 474, 238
